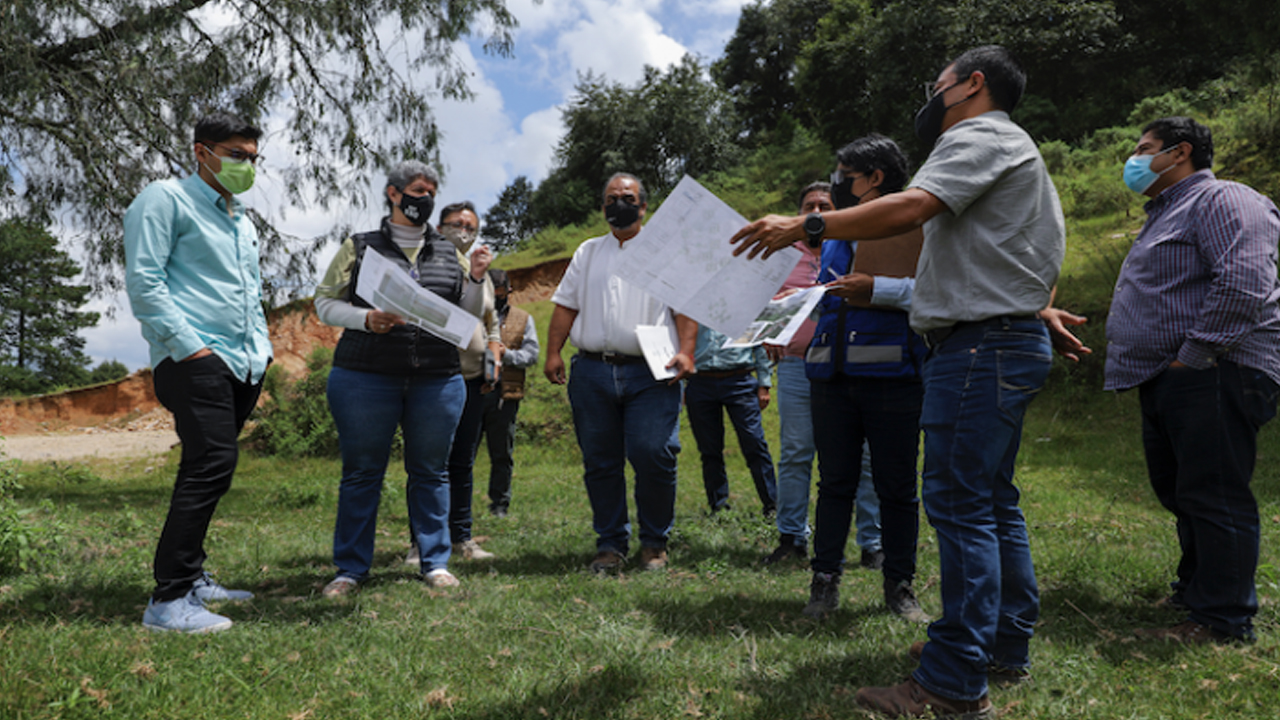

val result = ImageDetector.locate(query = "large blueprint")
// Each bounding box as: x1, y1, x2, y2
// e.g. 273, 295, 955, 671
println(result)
355, 249, 480, 348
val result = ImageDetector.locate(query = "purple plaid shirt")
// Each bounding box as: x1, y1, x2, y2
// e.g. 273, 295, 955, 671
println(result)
1104, 170, 1280, 391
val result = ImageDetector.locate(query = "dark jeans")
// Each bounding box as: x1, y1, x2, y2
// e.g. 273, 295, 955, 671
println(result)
809, 376, 922, 583
684, 372, 778, 512
151, 355, 262, 602
481, 392, 522, 512
448, 377, 488, 544
1139, 360, 1278, 639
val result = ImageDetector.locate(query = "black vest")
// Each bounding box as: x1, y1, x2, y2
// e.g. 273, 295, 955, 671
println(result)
332, 218, 464, 376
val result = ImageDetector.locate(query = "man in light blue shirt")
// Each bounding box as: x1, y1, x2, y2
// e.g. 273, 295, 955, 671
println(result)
124, 111, 272, 634
686, 325, 777, 516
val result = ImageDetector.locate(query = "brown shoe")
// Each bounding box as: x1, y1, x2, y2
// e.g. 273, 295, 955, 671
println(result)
638, 546, 668, 571
855, 677, 992, 719
908, 641, 1032, 686
589, 549, 626, 574
1134, 619, 1238, 644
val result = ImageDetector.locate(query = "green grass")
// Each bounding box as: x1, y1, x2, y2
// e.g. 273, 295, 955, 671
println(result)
2, 380, 1280, 719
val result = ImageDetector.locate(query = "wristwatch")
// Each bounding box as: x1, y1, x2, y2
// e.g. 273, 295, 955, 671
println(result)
803, 213, 825, 248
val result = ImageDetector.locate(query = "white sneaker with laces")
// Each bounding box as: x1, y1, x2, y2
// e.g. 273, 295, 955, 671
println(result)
142, 590, 233, 634
192, 572, 253, 602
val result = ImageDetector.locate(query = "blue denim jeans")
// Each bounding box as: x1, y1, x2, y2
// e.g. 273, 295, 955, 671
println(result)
774, 358, 881, 546
328, 367, 465, 577
685, 371, 778, 512
810, 375, 921, 583
913, 318, 1050, 702
1139, 360, 1278, 640
567, 354, 682, 554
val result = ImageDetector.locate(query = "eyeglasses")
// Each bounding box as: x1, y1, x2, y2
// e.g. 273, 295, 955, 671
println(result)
922, 80, 963, 102
442, 220, 478, 232
202, 143, 261, 165
829, 168, 865, 185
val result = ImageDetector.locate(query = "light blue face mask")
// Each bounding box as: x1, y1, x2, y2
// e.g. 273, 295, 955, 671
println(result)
1123, 145, 1178, 194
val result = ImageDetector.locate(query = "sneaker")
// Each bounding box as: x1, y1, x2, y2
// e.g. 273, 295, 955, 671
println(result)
405, 542, 421, 567
709, 502, 732, 516
761, 535, 808, 566
638, 546, 668, 571
855, 677, 992, 719
909, 641, 1032, 686
192, 572, 253, 602
490, 505, 509, 518
1134, 619, 1246, 644
589, 549, 626, 574
762, 503, 777, 520
802, 572, 840, 620
860, 547, 886, 570
322, 576, 359, 598
885, 579, 930, 623
142, 591, 233, 634
423, 569, 460, 588
458, 539, 495, 561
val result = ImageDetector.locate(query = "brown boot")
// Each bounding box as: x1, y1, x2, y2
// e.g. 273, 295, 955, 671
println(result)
637, 546, 668, 571
855, 677, 992, 719
908, 641, 1031, 686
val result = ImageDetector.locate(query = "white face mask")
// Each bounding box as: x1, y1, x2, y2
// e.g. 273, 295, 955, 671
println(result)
440, 225, 478, 253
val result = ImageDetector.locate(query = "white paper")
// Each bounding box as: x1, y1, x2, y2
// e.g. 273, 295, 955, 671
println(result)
620, 175, 803, 339
635, 325, 677, 381
354, 249, 480, 348
724, 286, 828, 348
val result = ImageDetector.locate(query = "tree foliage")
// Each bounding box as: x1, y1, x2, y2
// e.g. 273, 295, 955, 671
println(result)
0, 0, 517, 303
0, 219, 99, 395
481, 175, 538, 253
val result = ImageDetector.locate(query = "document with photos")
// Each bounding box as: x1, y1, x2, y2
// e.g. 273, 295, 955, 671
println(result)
621, 175, 801, 339
354, 249, 479, 348
724, 286, 827, 348
635, 324, 678, 381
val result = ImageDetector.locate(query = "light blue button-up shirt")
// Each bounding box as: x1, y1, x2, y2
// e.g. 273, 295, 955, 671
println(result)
693, 325, 772, 388
124, 174, 273, 383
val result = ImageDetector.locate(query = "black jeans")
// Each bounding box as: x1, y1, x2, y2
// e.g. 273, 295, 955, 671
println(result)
151, 355, 262, 602
481, 392, 522, 512
448, 377, 487, 544
1139, 360, 1278, 639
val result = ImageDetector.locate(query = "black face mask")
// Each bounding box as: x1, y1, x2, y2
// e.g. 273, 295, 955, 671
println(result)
398, 191, 434, 226
830, 176, 860, 210
604, 199, 641, 229
914, 78, 973, 147
495, 295, 509, 313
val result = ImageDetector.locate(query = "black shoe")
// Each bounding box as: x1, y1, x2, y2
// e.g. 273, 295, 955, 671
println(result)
885, 579, 930, 623
490, 505, 509, 518
761, 534, 807, 566
1155, 592, 1188, 612
802, 572, 840, 620
860, 547, 885, 570
709, 502, 732, 515
762, 503, 777, 521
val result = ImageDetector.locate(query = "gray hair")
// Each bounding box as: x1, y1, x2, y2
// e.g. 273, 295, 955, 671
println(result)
387, 160, 439, 192
602, 172, 647, 205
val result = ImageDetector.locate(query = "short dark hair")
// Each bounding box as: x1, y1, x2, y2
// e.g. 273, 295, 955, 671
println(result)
836, 134, 910, 195
949, 45, 1026, 113
438, 200, 477, 223
602, 172, 647, 205
1143, 116, 1214, 170
193, 111, 262, 145
796, 181, 832, 212
488, 268, 510, 290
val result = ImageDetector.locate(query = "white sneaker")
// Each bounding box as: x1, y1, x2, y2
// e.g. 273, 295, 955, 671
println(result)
404, 542, 421, 567
322, 576, 359, 598
458, 539, 494, 560
192, 572, 253, 602
424, 569, 459, 588
142, 590, 233, 634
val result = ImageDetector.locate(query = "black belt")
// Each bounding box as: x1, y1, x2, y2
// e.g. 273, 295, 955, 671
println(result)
692, 366, 753, 379
921, 314, 1042, 350
580, 350, 645, 365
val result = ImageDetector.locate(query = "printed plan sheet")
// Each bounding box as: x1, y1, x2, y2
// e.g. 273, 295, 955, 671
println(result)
724, 285, 827, 348
621, 175, 802, 339
354, 250, 480, 348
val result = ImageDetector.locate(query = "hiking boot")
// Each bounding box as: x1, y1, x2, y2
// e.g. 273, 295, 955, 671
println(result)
802, 571, 840, 620
638, 546, 668, 571
458, 539, 495, 561
192, 572, 253, 602
423, 569, 460, 588
322, 576, 359, 598
142, 591, 233, 634
885, 579, 930, 623
909, 641, 1032, 686
589, 549, 626, 574
761, 534, 807, 566
1134, 619, 1246, 644
860, 547, 885, 570
855, 677, 992, 719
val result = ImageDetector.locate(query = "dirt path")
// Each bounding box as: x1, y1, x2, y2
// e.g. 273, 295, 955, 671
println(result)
1, 429, 180, 463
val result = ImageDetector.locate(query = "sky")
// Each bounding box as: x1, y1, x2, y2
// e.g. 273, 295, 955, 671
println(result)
80, 0, 753, 371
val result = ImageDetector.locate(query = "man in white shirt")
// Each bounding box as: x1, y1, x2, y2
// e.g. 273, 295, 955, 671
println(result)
544, 173, 697, 574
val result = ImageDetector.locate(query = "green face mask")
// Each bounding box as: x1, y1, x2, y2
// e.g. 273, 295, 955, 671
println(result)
210, 155, 256, 194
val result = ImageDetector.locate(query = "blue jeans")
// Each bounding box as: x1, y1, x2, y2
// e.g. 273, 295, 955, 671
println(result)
328, 367, 465, 578
1139, 360, 1277, 640
685, 371, 778, 512
774, 358, 881, 545
810, 375, 921, 583
913, 318, 1050, 702
567, 354, 682, 554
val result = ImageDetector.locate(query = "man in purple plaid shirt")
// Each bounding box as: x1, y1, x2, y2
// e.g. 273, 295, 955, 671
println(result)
1107, 116, 1280, 644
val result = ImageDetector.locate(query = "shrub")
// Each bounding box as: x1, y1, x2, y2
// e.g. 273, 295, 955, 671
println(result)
247, 348, 340, 458
0, 459, 63, 576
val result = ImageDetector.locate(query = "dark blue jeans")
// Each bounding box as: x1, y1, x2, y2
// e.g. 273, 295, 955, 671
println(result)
1139, 360, 1278, 640
913, 318, 1050, 702
567, 354, 682, 554
151, 355, 262, 602
684, 372, 778, 512
481, 392, 522, 512
809, 376, 922, 584
448, 377, 488, 544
